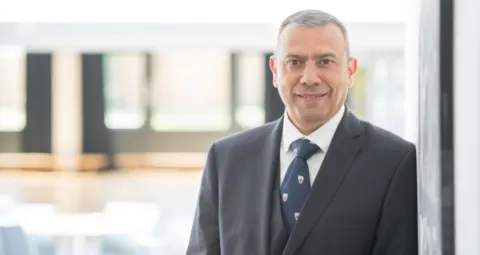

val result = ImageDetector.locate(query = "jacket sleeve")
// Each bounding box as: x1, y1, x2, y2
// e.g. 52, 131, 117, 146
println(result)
372, 146, 418, 255
186, 143, 221, 255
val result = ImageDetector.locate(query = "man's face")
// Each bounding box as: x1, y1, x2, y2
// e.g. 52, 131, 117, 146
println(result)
269, 23, 357, 134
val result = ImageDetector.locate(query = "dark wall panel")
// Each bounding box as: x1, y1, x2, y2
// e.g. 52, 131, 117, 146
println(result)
438, 0, 455, 252
81, 54, 114, 155
82, 54, 116, 170
417, 0, 455, 253
22, 53, 52, 153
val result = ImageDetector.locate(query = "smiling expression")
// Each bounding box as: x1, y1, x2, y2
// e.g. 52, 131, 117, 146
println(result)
269, 23, 357, 134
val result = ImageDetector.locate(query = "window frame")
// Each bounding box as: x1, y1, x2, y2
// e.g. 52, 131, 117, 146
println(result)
108, 52, 245, 153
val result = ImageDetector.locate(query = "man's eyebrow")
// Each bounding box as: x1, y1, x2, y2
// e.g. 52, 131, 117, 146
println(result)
285, 54, 307, 60
284, 53, 338, 60
314, 53, 338, 59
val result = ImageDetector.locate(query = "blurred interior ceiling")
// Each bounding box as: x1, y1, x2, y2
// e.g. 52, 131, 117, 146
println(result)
1, 0, 407, 23
0, 0, 409, 52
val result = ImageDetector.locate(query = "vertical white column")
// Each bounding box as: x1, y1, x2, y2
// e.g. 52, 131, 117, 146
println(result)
51, 51, 82, 171
454, 0, 480, 253
404, 0, 420, 144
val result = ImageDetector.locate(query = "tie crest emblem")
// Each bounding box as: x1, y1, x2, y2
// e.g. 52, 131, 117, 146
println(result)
281, 138, 318, 234
298, 175, 304, 184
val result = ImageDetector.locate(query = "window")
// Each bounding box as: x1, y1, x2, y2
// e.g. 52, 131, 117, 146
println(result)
0, 46, 26, 131
150, 50, 232, 131
235, 53, 265, 129
103, 53, 147, 129
351, 51, 406, 138
347, 68, 367, 119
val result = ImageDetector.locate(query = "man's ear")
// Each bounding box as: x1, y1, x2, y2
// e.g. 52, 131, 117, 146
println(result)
348, 57, 358, 88
269, 55, 278, 88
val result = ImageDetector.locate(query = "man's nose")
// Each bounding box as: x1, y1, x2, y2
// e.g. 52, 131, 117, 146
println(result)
299, 62, 321, 86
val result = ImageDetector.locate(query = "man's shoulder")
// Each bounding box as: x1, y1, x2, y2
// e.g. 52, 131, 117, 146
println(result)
214, 120, 278, 149
360, 119, 415, 154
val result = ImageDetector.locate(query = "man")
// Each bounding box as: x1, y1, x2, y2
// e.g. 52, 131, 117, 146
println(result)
187, 9, 418, 255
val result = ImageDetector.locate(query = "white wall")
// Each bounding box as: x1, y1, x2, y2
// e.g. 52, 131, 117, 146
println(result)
0, 22, 405, 52
0, 0, 407, 23
454, 0, 480, 253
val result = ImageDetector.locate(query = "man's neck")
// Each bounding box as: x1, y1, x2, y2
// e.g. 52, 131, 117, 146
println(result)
286, 105, 344, 135
292, 120, 326, 136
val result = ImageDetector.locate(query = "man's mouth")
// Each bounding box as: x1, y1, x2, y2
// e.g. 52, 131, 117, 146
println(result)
297, 93, 328, 102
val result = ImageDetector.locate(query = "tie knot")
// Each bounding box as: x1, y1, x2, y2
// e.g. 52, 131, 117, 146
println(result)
291, 138, 320, 160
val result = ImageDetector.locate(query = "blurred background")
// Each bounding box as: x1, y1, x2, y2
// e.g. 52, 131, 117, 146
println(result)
0, 0, 429, 254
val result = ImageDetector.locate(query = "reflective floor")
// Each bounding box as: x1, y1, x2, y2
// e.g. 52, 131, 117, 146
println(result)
0, 169, 202, 255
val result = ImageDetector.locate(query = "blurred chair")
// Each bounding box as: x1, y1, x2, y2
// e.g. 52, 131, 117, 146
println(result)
14, 203, 57, 255
0, 195, 37, 255
153, 217, 192, 254
0, 226, 34, 255
100, 201, 161, 255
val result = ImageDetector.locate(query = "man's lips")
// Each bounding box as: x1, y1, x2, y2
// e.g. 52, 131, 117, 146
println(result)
296, 93, 328, 99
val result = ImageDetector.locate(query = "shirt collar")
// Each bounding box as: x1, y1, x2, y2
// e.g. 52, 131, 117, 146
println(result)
282, 104, 345, 153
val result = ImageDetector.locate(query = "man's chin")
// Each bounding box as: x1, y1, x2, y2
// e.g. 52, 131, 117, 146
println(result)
300, 111, 329, 124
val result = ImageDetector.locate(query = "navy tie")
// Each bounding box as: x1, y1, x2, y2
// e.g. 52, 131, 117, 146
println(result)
280, 138, 320, 235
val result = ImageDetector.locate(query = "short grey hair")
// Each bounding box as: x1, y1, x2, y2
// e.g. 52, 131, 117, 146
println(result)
277, 9, 351, 57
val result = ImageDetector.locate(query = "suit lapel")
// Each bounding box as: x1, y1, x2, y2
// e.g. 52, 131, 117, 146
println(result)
282, 109, 365, 255
256, 117, 284, 255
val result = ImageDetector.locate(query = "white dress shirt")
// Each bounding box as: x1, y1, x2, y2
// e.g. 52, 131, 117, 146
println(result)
280, 105, 345, 185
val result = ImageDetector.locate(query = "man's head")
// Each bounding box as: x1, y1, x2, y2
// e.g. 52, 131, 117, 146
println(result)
269, 9, 357, 135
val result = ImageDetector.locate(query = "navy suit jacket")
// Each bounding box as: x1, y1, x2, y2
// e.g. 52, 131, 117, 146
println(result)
187, 107, 418, 255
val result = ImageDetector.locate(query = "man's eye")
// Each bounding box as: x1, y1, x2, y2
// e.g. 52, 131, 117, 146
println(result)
287, 60, 300, 66
319, 59, 333, 65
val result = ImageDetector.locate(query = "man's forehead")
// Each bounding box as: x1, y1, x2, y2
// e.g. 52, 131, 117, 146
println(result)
276, 23, 347, 56
279, 23, 345, 44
